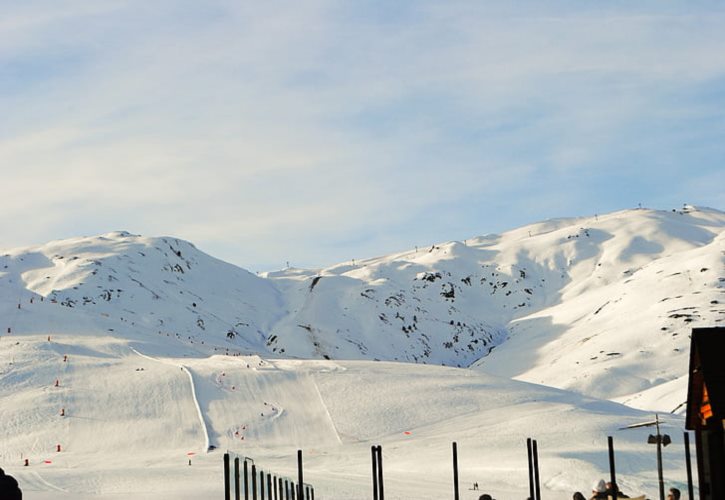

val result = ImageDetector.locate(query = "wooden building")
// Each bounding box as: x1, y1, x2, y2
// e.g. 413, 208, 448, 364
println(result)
686, 327, 725, 499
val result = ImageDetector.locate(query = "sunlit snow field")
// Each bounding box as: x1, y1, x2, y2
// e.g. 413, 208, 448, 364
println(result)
2, 206, 722, 498
1, 333, 692, 499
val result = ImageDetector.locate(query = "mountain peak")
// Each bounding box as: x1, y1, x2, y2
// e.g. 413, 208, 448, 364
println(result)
2, 206, 723, 412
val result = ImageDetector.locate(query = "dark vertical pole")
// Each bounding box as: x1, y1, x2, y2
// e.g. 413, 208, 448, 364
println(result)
655, 416, 664, 500
267, 473, 272, 500
608, 436, 618, 498
284, 479, 289, 500
684, 432, 694, 500
235, 458, 241, 500
656, 442, 664, 499
311, 487, 315, 500
244, 461, 250, 500
224, 454, 231, 500
274, 475, 278, 500
252, 464, 257, 500
533, 439, 541, 500
291, 482, 296, 500
452, 442, 460, 500
377, 445, 385, 500
372, 445, 379, 500
305, 485, 310, 500
527, 438, 535, 500
298, 450, 304, 500
260, 471, 265, 500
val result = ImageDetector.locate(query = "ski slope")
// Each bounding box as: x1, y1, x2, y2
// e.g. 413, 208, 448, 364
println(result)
1, 205, 721, 498
0, 332, 693, 499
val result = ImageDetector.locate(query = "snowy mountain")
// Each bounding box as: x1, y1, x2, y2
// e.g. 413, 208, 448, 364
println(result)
1, 205, 722, 499
3, 206, 722, 408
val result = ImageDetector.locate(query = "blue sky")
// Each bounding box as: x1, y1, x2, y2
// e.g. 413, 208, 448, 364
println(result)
1, 1, 724, 271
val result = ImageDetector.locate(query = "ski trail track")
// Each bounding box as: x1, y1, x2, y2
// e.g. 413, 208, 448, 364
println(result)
130, 347, 211, 453
187, 356, 342, 452
181, 366, 211, 452
310, 375, 342, 445
16, 470, 68, 493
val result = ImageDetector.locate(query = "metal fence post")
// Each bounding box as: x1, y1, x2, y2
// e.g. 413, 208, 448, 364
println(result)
252, 464, 257, 500
244, 461, 249, 500
224, 453, 231, 500
377, 446, 384, 500
372, 445, 379, 500
608, 436, 618, 498
298, 450, 304, 500
235, 457, 241, 500
684, 432, 694, 500
533, 439, 541, 500
453, 442, 460, 500
527, 438, 535, 500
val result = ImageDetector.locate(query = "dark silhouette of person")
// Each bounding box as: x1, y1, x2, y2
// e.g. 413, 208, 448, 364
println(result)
478, 494, 493, 500
573, 493, 586, 500
606, 481, 629, 498
590, 478, 608, 499
667, 488, 681, 500
0, 467, 22, 500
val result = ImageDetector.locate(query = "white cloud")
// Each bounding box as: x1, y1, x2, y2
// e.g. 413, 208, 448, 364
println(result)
1, 1, 724, 268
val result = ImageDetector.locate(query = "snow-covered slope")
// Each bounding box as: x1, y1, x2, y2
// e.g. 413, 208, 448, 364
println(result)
473, 206, 725, 411
0, 333, 691, 499
1, 232, 284, 354
2, 205, 721, 499
2, 207, 723, 412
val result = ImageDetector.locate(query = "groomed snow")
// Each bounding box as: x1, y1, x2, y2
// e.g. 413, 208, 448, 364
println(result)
1, 333, 693, 499
1, 206, 721, 498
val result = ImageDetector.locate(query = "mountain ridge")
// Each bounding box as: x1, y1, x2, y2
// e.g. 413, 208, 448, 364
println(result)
2, 205, 723, 412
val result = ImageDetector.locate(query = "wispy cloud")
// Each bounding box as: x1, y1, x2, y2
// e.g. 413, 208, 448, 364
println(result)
1, 1, 724, 269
